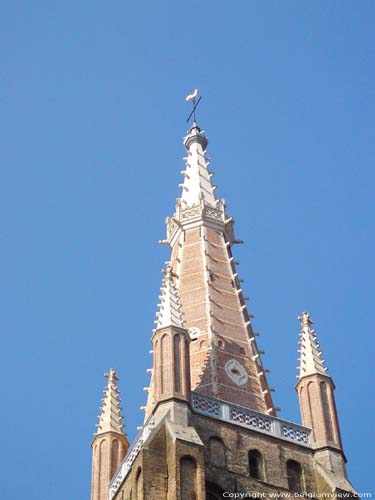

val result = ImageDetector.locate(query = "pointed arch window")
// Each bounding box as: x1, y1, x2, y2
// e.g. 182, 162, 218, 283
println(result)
135, 467, 142, 500
320, 381, 334, 441
249, 449, 263, 480
208, 437, 226, 468
111, 439, 119, 477
160, 334, 169, 394
286, 459, 303, 492
180, 455, 197, 500
98, 439, 105, 499
174, 334, 181, 392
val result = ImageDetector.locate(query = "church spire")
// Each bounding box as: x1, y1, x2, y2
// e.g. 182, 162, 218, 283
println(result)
159, 95, 276, 416
297, 312, 327, 379
96, 368, 125, 435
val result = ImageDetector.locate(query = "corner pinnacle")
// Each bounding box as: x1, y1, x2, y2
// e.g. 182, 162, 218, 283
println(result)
297, 312, 328, 380
96, 368, 125, 436
155, 263, 184, 330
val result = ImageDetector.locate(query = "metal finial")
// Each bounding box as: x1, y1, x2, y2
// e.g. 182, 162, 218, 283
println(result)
185, 89, 202, 124
104, 368, 119, 382
298, 312, 313, 329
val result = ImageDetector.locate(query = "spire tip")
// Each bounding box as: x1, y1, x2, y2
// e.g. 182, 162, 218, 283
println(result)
297, 312, 329, 380
95, 368, 125, 436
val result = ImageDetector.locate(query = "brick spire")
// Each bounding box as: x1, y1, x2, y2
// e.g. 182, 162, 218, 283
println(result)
297, 312, 327, 379
159, 120, 276, 415
96, 368, 125, 435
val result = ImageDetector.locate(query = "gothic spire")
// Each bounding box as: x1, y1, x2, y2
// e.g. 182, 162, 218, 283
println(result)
297, 312, 328, 380
155, 264, 184, 330
157, 95, 276, 415
96, 368, 125, 435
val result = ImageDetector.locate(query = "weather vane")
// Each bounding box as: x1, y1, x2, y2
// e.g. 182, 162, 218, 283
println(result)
185, 88, 202, 124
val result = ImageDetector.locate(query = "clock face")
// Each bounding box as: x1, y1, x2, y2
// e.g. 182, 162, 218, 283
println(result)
225, 359, 248, 386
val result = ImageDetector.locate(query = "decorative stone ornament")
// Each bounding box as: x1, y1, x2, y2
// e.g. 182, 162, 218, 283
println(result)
188, 327, 201, 340
225, 359, 248, 386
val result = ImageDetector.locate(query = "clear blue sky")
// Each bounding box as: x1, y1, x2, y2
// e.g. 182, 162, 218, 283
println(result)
1, 1, 374, 497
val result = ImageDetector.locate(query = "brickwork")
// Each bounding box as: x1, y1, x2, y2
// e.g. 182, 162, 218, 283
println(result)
194, 413, 316, 493
150, 325, 191, 409
112, 411, 353, 500
169, 222, 274, 414
91, 433, 127, 500
297, 374, 342, 450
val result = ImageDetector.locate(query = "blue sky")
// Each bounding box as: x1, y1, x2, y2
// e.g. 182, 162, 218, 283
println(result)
1, 1, 374, 497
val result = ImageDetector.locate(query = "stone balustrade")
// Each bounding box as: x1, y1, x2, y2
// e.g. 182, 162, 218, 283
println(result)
191, 392, 311, 447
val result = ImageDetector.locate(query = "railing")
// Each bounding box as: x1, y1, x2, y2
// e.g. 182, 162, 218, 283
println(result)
109, 414, 155, 500
191, 392, 311, 447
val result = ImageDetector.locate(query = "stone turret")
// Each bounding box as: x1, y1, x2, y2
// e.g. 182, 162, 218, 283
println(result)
91, 369, 129, 500
145, 264, 191, 425
296, 312, 342, 449
296, 313, 355, 494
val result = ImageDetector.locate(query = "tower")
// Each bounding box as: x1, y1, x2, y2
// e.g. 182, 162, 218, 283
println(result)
91, 96, 356, 500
